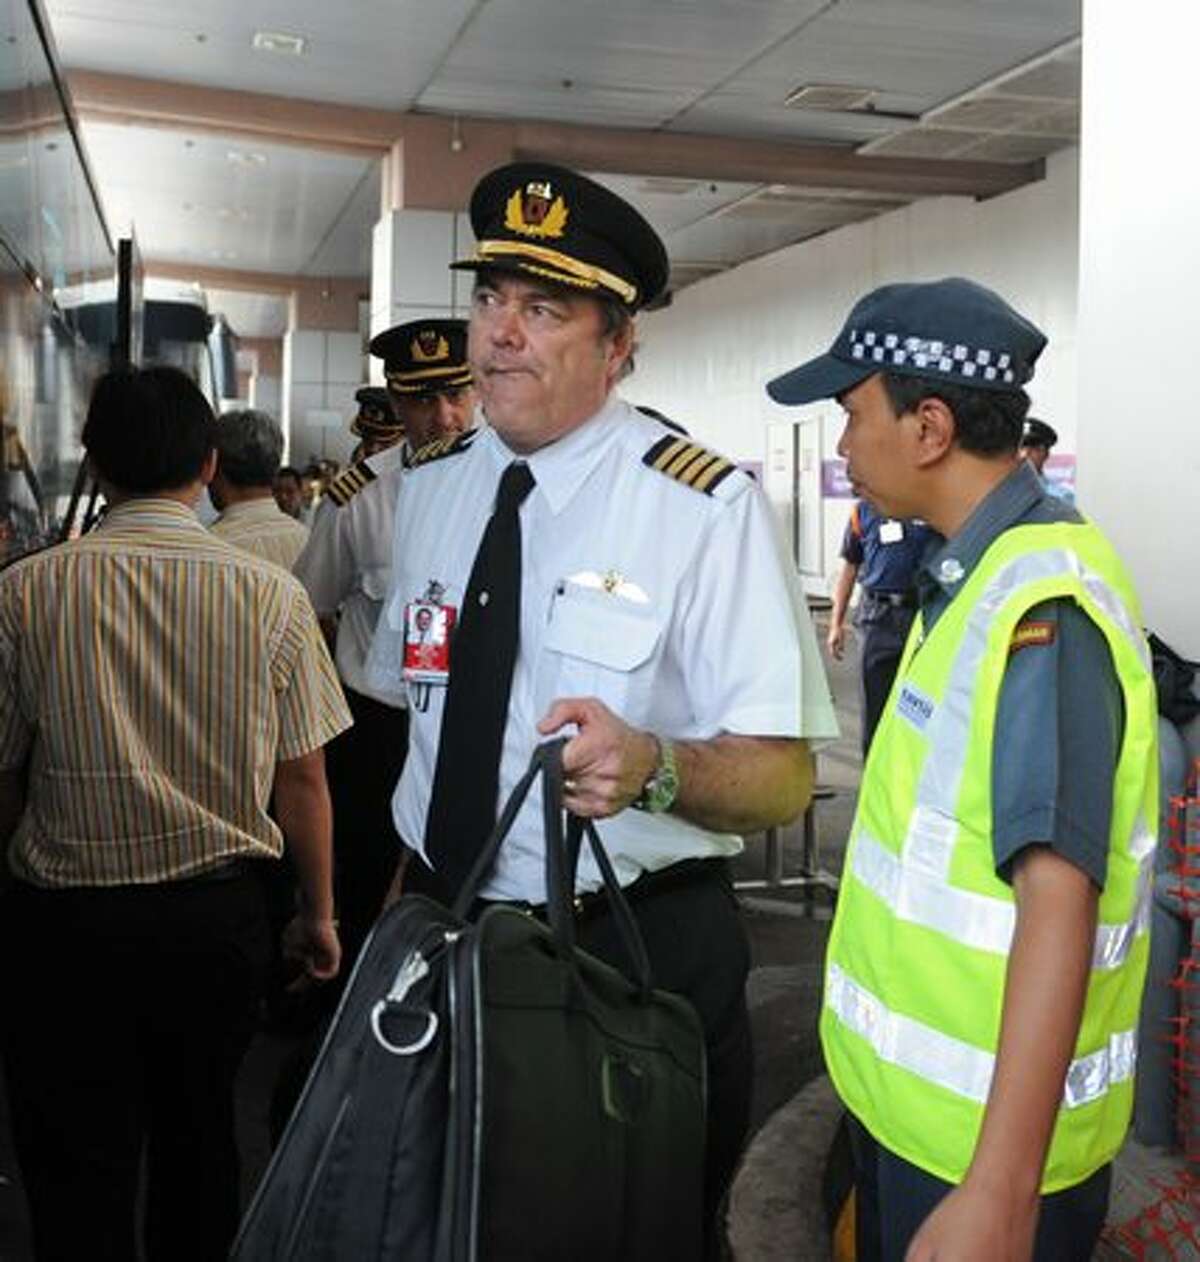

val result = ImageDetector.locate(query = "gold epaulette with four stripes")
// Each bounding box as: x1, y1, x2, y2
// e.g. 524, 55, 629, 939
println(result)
326, 460, 376, 507
641, 434, 738, 496
407, 429, 477, 470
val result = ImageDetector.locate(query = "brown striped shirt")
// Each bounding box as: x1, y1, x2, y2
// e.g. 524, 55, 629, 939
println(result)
0, 498, 352, 887
210, 497, 310, 571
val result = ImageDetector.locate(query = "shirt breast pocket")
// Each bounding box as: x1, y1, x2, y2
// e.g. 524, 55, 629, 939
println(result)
541, 585, 663, 717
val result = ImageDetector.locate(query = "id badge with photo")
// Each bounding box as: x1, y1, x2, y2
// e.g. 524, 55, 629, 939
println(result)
402, 600, 456, 686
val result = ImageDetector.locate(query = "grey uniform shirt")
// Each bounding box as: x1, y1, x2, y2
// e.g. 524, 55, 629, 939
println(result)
917, 461, 1123, 888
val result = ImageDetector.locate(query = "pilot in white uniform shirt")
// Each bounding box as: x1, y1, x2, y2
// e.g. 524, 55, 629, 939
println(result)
297, 440, 409, 705
367, 395, 837, 903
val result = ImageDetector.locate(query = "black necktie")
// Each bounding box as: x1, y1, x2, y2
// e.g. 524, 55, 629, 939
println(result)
425, 461, 536, 896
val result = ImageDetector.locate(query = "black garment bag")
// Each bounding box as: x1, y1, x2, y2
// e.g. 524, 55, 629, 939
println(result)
231, 739, 706, 1261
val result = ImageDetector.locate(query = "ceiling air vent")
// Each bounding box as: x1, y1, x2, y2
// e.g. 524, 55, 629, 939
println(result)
784, 83, 876, 112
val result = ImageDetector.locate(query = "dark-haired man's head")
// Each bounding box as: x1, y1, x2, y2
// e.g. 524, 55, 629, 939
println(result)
209, 409, 284, 511
83, 365, 215, 502
273, 466, 304, 519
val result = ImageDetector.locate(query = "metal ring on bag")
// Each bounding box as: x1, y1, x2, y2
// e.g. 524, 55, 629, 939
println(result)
370, 999, 439, 1056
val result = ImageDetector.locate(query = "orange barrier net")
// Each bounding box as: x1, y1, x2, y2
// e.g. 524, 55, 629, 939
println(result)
1101, 763, 1199, 1258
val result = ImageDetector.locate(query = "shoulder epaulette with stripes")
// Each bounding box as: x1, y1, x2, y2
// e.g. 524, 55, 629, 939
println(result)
326, 460, 376, 507
642, 434, 739, 496
407, 429, 477, 470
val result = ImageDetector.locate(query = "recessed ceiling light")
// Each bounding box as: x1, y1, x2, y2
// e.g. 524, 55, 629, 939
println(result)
252, 30, 307, 56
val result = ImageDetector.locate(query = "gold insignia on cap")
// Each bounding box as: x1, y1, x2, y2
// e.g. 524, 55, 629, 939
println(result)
505, 182, 569, 240
411, 329, 450, 363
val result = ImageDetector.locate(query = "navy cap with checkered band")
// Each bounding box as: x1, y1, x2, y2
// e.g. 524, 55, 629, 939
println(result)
766, 277, 1047, 406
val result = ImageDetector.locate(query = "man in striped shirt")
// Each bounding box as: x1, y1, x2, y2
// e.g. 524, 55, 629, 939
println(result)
0, 366, 352, 1261
210, 406, 310, 570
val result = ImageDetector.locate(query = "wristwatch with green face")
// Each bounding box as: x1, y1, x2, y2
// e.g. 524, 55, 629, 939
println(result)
633, 736, 679, 814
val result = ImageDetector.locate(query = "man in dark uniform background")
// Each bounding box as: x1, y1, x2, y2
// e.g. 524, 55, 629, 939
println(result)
1018, 416, 1058, 475
827, 498, 936, 752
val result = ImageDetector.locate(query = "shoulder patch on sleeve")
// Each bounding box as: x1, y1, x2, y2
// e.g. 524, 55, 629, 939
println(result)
407, 429, 477, 470
1009, 618, 1057, 655
642, 435, 742, 497
326, 460, 376, 507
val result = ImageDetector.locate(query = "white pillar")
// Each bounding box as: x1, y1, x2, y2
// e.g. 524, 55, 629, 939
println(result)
1077, 1, 1200, 654
368, 209, 475, 384
282, 328, 363, 466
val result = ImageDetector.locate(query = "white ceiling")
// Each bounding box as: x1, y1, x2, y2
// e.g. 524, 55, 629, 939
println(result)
44, 0, 1082, 335
80, 120, 377, 275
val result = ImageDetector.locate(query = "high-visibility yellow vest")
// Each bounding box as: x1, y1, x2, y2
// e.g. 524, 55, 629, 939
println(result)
821, 520, 1158, 1192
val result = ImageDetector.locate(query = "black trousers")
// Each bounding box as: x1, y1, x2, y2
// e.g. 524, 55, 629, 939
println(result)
572, 860, 752, 1260
858, 602, 917, 755
325, 686, 409, 962
849, 1117, 1111, 1262
0, 871, 271, 1262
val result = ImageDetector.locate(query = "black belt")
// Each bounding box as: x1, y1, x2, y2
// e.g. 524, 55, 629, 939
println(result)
862, 589, 917, 609
471, 856, 725, 927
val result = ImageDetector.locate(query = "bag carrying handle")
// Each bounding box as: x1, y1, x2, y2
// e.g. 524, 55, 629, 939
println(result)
451, 740, 654, 998
451, 742, 550, 919
563, 813, 653, 998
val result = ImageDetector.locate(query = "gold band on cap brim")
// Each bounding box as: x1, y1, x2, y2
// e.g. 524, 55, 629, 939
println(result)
351, 420, 404, 438
386, 367, 473, 394
470, 240, 637, 306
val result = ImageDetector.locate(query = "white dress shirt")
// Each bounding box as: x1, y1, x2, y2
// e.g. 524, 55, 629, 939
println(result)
294, 443, 408, 705
368, 397, 837, 900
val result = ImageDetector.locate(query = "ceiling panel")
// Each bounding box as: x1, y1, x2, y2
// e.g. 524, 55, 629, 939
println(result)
665, 203, 864, 268
419, 0, 828, 128
301, 159, 380, 276
45, 0, 477, 109
206, 288, 289, 338
81, 120, 373, 273
582, 171, 760, 236
675, 0, 1079, 141
863, 40, 1080, 164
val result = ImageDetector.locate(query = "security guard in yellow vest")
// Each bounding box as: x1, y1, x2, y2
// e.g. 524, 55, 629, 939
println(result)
768, 278, 1157, 1262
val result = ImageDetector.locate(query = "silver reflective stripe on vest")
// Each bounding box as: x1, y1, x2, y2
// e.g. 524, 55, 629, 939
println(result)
827, 963, 1136, 1110
853, 831, 1014, 956
853, 816, 1153, 972
910, 547, 1146, 871
858, 546, 1154, 969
